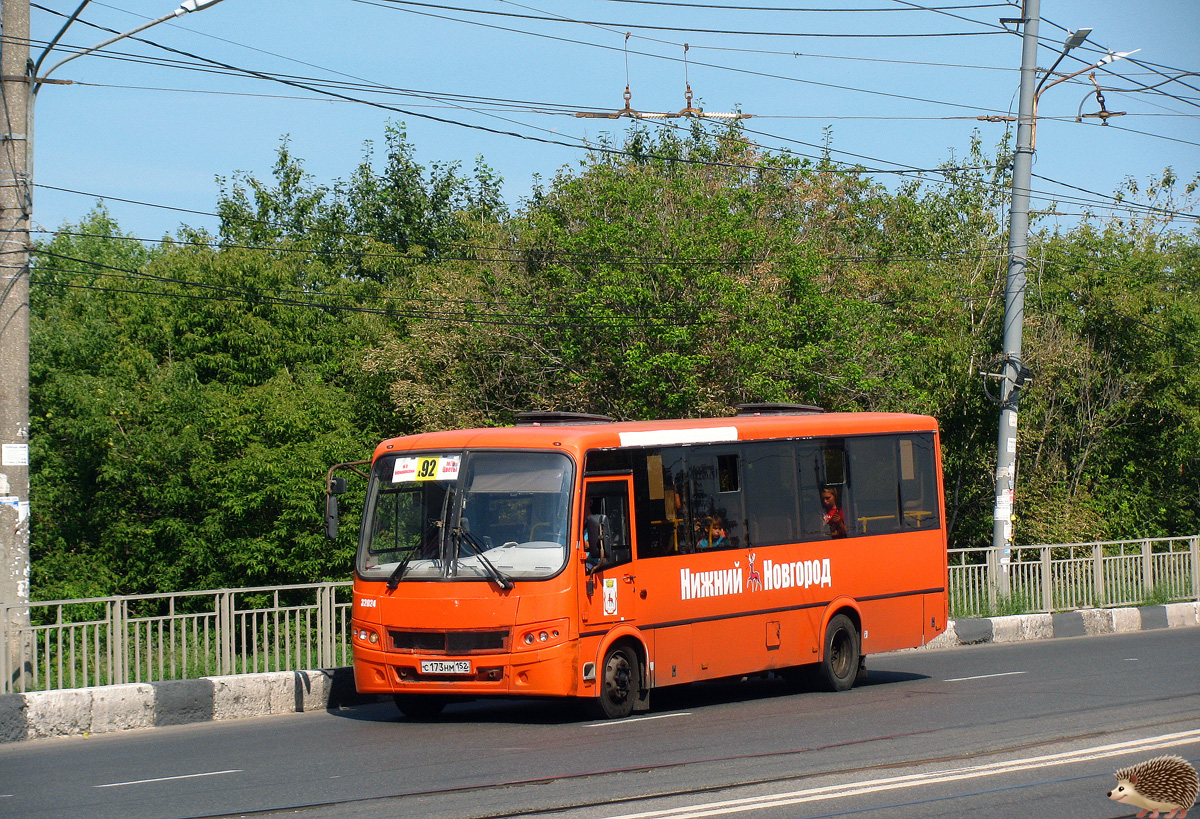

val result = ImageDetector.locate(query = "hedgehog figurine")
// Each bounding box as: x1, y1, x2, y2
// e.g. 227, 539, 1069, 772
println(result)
1107, 755, 1199, 818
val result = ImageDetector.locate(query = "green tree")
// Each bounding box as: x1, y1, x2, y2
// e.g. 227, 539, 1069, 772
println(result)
31, 211, 388, 597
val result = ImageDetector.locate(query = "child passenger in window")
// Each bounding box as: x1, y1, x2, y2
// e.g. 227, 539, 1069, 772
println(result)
697, 516, 730, 550
821, 487, 847, 539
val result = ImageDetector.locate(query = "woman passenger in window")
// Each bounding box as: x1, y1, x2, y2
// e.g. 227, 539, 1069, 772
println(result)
821, 487, 847, 539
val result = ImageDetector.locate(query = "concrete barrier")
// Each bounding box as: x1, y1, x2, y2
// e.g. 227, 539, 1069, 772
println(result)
925, 602, 1199, 650
2, 602, 1197, 744
0, 667, 368, 743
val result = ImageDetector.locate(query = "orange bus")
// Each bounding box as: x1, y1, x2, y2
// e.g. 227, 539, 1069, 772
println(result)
325, 404, 948, 719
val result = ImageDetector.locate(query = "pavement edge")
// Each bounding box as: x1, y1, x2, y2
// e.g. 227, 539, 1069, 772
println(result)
3, 602, 1197, 743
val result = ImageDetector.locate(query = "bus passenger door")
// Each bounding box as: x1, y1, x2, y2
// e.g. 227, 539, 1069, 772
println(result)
580, 477, 637, 627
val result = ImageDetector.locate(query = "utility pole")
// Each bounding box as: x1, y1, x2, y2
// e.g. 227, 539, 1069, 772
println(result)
989, 6, 1126, 596
990, 0, 1040, 590
1, 0, 33, 689
0, 0, 229, 690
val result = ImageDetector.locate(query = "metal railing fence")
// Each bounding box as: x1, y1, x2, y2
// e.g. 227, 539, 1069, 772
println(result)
949, 535, 1200, 618
4, 536, 1198, 694
2, 582, 352, 695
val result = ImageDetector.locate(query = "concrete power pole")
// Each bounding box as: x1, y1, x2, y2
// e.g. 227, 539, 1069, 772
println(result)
991, 0, 1040, 588
1, 0, 33, 689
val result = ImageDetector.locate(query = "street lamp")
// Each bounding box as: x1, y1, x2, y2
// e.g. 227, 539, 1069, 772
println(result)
1030, 31, 1138, 147
35, 0, 228, 87
988, 10, 1135, 599
0, 0, 230, 693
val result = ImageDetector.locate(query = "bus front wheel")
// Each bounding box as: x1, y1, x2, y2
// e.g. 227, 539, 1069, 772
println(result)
816, 614, 860, 693
591, 644, 640, 719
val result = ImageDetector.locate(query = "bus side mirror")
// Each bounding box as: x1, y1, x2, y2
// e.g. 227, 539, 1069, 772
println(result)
324, 493, 340, 541
322, 461, 370, 541
584, 514, 611, 574
324, 476, 348, 540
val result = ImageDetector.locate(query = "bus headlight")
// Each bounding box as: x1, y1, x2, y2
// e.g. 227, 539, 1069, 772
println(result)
518, 621, 567, 651
354, 627, 382, 647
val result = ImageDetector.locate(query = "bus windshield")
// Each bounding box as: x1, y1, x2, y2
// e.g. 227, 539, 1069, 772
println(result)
357, 450, 575, 584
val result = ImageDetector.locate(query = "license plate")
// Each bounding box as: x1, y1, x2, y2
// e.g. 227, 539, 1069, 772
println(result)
421, 660, 471, 675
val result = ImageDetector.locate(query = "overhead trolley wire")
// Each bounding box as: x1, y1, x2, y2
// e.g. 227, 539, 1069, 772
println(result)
31, 250, 741, 329
30, 4, 1193, 229
356, 0, 1007, 37
349, 0, 1009, 117
591, 0, 1013, 11
37, 226, 1012, 269
40, 144, 1194, 239
32, 5, 1017, 183
1038, 15, 1200, 112
26, 34, 588, 115
1031, 172, 1200, 222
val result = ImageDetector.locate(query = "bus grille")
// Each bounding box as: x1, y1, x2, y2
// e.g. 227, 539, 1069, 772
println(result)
388, 629, 509, 653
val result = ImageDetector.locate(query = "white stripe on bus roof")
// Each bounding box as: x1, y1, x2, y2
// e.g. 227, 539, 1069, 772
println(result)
617, 426, 740, 447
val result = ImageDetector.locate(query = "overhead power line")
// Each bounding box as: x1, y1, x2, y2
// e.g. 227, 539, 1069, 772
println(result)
354, 0, 1007, 37
37, 226, 1011, 268
590, 0, 1012, 11
33, 7, 1020, 184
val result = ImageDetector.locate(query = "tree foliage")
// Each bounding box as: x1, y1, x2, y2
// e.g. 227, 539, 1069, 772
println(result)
29, 126, 1200, 597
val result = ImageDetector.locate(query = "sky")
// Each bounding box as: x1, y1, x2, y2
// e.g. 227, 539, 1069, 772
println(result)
21, 0, 1200, 242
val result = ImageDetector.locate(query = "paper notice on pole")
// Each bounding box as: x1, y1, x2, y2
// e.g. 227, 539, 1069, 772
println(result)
2, 443, 28, 466
1, 496, 29, 525
994, 496, 1012, 520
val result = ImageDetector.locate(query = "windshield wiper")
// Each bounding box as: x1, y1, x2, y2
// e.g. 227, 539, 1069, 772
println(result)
386, 551, 414, 590
455, 530, 514, 591
388, 518, 446, 589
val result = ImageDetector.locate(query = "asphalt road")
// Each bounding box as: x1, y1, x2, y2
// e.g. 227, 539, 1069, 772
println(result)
1, 627, 1197, 819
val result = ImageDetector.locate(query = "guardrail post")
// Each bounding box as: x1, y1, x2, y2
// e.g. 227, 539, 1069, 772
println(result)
1040, 546, 1053, 612
318, 584, 333, 669
1191, 535, 1199, 605
109, 598, 124, 685
1092, 542, 1104, 607
1141, 539, 1154, 596
986, 547, 999, 612
216, 591, 230, 675
2, 599, 31, 694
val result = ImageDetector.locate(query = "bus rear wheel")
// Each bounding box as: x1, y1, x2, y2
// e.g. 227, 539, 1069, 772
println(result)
591, 644, 639, 719
816, 614, 860, 693
393, 694, 447, 720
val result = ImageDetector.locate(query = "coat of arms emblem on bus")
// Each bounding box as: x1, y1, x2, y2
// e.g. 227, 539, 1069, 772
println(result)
746, 552, 762, 592
602, 577, 618, 615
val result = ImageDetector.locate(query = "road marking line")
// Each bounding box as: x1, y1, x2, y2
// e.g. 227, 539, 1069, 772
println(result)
94, 770, 242, 789
944, 671, 1027, 682
587, 713, 692, 727
598, 729, 1200, 819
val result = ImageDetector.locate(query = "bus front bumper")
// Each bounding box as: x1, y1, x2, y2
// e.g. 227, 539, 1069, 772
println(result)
352, 640, 580, 698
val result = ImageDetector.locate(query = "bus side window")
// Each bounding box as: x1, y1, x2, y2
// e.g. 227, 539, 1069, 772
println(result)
847, 436, 901, 536
899, 435, 940, 529
689, 451, 743, 552
585, 482, 632, 568
743, 442, 799, 548
799, 442, 848, 540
